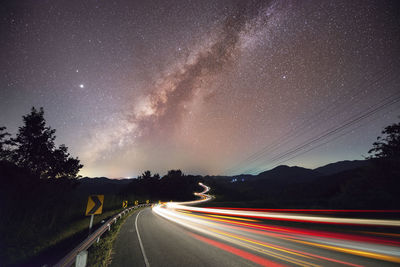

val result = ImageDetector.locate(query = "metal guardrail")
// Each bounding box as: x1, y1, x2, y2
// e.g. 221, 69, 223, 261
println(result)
54, 204, 151, 267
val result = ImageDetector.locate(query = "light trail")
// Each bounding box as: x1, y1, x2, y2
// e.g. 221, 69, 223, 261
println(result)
189, 232, 286, 267
168, 205, 400, 227
152, 183, 400, 266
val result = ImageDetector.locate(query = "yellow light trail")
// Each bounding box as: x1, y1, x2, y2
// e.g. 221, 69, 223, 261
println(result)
208, 214, 260, 222
155, 206, 319, 267
280, 237, 400, 264
159, 183, 400, 266
207, 228, 319, 267
175, 208, 400, 264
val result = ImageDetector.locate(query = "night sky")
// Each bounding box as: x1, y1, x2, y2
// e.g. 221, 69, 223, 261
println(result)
1, 0, 399, 178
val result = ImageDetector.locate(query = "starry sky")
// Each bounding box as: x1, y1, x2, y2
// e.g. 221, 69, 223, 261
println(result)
1, 0, 399, 178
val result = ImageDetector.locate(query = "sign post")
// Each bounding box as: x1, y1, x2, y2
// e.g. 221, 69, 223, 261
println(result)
85, 195, 104, 235
88, 214, 94, 235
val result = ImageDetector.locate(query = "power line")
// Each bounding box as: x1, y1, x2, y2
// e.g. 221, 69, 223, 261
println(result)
224, 63, 399, 175
248, 93, 400, 174
265, 104, 400, 171
224, 64, 397, 174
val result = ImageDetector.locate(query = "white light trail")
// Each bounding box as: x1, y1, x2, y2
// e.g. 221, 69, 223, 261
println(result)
151, 183, 400, 265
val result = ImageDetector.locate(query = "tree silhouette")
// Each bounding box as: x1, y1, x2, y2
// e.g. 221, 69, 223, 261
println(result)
0, 126, 12, 161
47, 144, 82, 179
12, 107, 83, 179
368, 120, 400, 160
166, 169, 184, 178
141, 170, 152, 179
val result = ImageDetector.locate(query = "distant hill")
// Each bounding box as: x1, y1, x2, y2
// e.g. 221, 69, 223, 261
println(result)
73, 160, 370, 197
76, 177, 133, 194
255, 165, 320, 183
314, 160, 369, 175
79, 177, 132, 184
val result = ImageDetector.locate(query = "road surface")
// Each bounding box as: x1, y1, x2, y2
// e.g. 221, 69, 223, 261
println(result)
111, 184, 400, 266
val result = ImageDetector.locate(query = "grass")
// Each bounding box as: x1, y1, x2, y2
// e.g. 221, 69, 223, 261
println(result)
0, 186, 146, 266
2, 206, 126, 266
35, 208, 125, 257
86, 208, 140, 266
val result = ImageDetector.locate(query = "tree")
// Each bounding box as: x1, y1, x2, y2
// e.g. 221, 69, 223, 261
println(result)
140, 170, 152, 179
47, 144, 82, 179
0, 126, 12, 161
368, 121, 400, 160
166, 169, 184, 178
12, 107, 83, 179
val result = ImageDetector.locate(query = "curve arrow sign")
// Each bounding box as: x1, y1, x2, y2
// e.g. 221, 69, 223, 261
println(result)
85, 195, 104, 215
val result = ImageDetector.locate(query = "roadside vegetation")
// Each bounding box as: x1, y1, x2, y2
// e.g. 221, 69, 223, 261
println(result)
0, 159, 139, 265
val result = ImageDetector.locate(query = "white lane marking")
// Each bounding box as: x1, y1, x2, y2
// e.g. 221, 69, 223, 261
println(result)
135, 209, 150, 267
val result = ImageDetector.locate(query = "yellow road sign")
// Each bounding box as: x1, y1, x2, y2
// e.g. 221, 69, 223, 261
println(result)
134, 200, 139, 205
122, 200, 128, 208
85, 195, 104, 215
146, 200, 149, 204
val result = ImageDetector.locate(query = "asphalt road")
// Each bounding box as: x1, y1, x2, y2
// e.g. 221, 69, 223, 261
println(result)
111, 207, 400, 267
111, 184, 400, 266
112, 208, 260, 267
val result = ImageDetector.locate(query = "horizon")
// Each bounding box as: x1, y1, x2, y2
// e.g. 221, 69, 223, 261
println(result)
82, 158, 367, 179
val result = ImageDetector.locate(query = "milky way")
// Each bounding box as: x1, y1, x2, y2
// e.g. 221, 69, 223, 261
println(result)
1, 0, 399, 177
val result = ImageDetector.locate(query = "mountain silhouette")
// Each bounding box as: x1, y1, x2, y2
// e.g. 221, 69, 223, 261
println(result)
76, 177, 132, 194
255, 165, 320, 184
314, 160, 369, 175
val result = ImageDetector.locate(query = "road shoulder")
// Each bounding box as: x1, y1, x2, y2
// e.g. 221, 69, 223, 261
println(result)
109, 208, 147, 266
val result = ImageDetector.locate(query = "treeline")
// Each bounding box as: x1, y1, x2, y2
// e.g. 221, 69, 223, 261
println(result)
123, 170, 202, 201
201, 163, 400, 209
